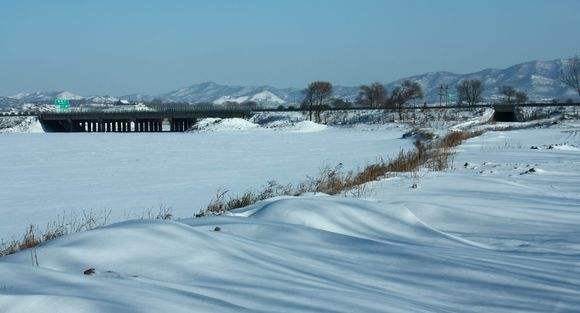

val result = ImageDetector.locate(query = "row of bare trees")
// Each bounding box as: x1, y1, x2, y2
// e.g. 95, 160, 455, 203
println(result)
355, 80, 424, 120
300, 55, 579, 122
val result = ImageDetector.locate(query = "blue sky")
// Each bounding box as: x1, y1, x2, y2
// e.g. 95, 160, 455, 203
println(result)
0, 0, 579, 96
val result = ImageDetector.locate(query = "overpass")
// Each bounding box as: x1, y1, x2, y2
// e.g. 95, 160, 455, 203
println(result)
30, 107, 252, 132
1, 102, 579, 132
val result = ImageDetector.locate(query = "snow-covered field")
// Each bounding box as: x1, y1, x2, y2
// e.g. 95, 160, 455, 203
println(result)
0, 125, 412, 240
1, 119, 579, 312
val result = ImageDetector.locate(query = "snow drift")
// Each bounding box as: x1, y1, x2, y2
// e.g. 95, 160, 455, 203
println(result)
1, 193, 579, 312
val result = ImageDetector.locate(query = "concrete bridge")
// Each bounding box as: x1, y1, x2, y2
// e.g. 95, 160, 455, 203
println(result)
36, 107, 252, 132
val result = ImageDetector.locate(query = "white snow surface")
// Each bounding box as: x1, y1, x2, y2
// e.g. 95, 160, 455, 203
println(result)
0, 127, 413, 239
1, 122, 580, 312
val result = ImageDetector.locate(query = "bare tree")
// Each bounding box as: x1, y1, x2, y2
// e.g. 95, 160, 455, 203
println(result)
331, 98, 351, 109
561, 56, 580, 97
515, 91, 528, 104
390, 80, 423, 121
499, 86, 517, 104
456, 79, 484, 106
358, 82, 387, 107
302, 81, 333, 122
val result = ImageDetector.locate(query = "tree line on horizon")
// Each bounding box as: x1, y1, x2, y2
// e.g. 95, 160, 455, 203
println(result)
299, 55, 579, 122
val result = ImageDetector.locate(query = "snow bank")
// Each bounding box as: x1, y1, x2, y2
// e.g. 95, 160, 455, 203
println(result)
233, 196, 492, 249
192, 115, 328, 132
250, 111, 306, 128
190, 118, 259, 131
250, 113, 327, 132
471, 114, 563, 132
0, 116, 44, 133
2, 193, 579, 312
449, 108, 494, 131
286, 120, 328, 132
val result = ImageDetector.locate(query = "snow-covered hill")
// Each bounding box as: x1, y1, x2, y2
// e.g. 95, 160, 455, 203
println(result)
387, 58, 577, 102
9, 91, 84, 102
149, 82, 296, 106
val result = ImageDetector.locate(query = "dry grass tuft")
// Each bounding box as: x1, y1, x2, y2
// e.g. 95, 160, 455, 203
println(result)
199, 130, 482, 216
0, 210, 111, 257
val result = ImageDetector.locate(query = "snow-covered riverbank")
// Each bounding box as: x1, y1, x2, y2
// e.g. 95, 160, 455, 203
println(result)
0, 126, 412, 239
1, 121, 579, 312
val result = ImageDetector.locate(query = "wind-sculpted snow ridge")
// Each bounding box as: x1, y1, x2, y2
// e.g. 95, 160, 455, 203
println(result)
1, 192, 579, 312
232, 196, 495, 249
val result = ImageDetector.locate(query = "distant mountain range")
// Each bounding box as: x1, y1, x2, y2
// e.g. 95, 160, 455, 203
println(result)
386, 58, 576, 102
1, 58, 577, 108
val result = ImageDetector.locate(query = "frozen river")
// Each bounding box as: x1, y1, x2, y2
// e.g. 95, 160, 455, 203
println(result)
0, 126, 412, 239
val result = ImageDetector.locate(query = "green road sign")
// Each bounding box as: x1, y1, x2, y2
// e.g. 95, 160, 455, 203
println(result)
54, 98, 70, 111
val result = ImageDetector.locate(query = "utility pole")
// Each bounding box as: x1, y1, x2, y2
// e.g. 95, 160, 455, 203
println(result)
438, 84, 449, 107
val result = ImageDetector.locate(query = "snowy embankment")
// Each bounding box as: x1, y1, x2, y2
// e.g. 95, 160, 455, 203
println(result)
1, 122, 580, 312
0, 116, 44, 133
449, 108, 494, 131
191, 113, 328, 133
470, 114, 564, 132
